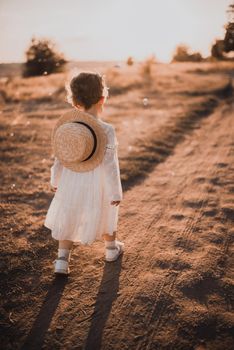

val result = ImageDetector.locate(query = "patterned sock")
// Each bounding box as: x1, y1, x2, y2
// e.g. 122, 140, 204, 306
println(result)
58, 248, 71, 261
105, 240, 116, 249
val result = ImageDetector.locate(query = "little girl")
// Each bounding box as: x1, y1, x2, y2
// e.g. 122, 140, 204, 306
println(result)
44, 72, 124, 275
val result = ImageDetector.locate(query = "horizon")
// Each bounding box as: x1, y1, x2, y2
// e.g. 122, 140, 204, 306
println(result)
0, 0, 231, 64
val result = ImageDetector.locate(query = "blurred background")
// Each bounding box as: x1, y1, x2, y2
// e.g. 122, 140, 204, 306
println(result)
0, 0, 233, 78
0, 0, 233, 64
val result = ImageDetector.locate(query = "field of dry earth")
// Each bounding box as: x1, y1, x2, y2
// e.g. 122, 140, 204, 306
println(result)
0, 61, 234, 350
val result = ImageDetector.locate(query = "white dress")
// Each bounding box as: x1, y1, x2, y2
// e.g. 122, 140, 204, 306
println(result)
44, 120, 123, 245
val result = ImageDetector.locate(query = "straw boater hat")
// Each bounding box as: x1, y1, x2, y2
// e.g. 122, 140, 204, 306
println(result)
51, 109, 107, 172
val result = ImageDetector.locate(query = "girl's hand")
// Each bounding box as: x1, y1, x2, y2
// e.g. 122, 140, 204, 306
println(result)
51, 185, 57, 192
111, 200, 120, 206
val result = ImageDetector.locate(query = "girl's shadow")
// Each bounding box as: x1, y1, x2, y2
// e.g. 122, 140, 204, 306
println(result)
22, 275, 68, 350
84, 255, 123, 350
22, 256, 122, 350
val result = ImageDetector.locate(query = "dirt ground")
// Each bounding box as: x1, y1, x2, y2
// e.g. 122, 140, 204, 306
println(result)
0, 61, 234, 350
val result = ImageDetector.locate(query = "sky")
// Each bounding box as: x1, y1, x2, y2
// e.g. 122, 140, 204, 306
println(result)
0, 0, 232, 63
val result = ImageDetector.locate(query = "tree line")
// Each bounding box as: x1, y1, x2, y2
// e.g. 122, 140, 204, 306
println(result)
23, 4, 234, 77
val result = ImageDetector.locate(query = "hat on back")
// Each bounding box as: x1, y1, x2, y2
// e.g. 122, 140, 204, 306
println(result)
52, 109, 107, 172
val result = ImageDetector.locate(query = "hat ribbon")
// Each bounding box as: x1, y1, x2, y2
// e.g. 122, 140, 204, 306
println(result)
73, 121, 97, 161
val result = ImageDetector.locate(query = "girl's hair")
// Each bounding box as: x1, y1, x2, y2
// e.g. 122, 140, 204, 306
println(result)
67, 72, 109, 110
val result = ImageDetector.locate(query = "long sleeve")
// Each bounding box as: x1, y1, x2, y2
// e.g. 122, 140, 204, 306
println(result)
50, 157, 63, 188
103, 126, 123, 202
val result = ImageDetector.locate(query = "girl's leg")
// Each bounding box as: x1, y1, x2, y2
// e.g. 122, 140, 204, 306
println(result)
102, 231, 124, 262
102, 231, 116, 242
54, 240, 73, 275
57, 240, 73, 261
103, 231, 117, 249
59, 240, 73, 249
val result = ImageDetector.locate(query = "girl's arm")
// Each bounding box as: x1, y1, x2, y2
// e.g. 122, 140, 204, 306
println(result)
50, 157, 63, 189
103, 126, 123, 203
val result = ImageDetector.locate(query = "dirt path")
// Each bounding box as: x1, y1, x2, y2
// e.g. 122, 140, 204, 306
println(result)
19, 96, 234, 349
1, 64, 234, 350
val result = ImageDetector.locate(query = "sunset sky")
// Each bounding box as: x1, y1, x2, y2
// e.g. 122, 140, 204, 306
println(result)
0, 0, 231, 63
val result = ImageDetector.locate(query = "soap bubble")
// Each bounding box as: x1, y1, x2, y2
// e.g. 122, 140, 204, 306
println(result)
142, 98, 149, 107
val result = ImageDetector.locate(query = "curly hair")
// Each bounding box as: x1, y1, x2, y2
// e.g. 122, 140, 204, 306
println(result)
67, 72, 109, 110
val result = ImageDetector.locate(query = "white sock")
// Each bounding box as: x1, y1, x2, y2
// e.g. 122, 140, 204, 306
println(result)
58, 248, 71, 261
105, 240, 116, 249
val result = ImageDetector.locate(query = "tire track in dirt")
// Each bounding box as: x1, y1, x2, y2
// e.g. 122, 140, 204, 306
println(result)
115, 99, 228, 285
136, 190, 232, 350
105, 127, 222, 336
98, 98, 234, 350
121, 205, 207, 349
119, 101, 230, 286
121, 80, 232, 192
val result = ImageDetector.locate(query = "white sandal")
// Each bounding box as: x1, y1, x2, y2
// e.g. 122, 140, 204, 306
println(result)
54, 257, 70, 275
105, 240, 124, 262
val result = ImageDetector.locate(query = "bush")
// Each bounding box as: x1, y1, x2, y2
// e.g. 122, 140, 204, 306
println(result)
172, 45, 203, 62
224, 4, 234, 52
23, 38, 66, 77
209, 4, 234, 60
140, 55, 156, 82
211, 40, 225, 60
224, 22, 234, 53
126, 56, 134, 66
